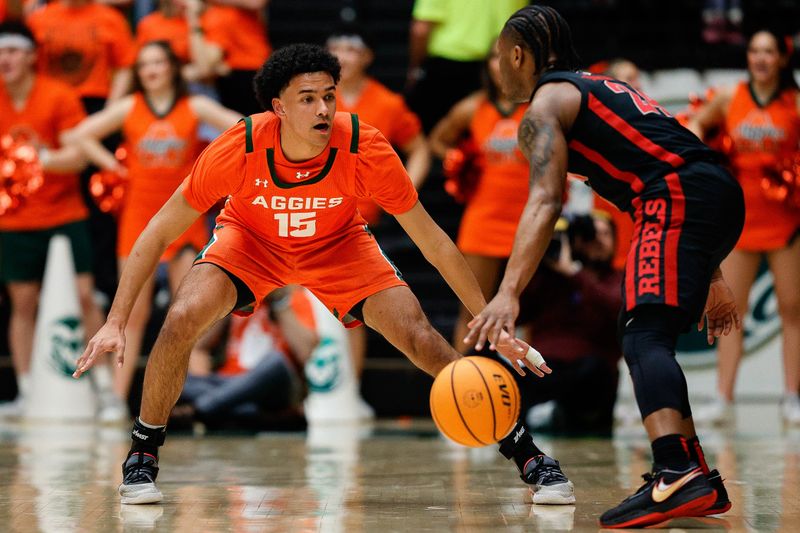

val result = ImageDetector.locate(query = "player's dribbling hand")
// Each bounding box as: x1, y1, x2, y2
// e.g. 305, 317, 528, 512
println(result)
464, 290, 519, 352
699, 277, 741, 345
494, 332, 553, 378
73, 322, 126, 378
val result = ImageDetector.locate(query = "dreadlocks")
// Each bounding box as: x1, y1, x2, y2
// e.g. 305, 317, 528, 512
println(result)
501, 5, 580, 74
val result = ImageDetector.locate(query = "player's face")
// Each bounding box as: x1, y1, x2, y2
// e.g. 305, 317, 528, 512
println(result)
496, 33, 533, 104
747, 32, 784, 85
136, 45, 173, 93
328, 39, 372, 82
0, 46, 35, 85
275, 72, 337, 148
487, 42, 504, 94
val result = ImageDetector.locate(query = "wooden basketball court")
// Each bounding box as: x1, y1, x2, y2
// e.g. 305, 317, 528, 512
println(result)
0, 403, 797, 532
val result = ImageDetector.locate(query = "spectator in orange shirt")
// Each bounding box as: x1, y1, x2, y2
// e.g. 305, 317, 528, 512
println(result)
0, 21, 123, 420
200, 0, 271, 115
429, 41, 529, 353
26, 0, 135, 108
136, 0, 231, 84
64, 40, 240, 401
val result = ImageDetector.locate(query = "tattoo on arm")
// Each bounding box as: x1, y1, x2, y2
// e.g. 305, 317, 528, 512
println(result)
518, 115, 555, 186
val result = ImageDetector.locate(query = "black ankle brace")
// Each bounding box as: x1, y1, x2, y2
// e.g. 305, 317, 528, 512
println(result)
130, 418, 166, 455
498, 422, 543, 470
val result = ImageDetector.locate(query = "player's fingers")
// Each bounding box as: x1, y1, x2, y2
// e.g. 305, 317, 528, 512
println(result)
73, 344, 98, 378
464, 316, 486, 345
523, 358, 545, 378
511, 358, 527, 377
475, 318, 495, 351
722, 315, 732, 336
697, 315, 704, 332
539, 362, 553, 375
488, 321, 508, 350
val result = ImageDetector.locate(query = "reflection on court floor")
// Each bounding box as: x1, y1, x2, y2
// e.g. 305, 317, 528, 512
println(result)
0, 404, 798, 532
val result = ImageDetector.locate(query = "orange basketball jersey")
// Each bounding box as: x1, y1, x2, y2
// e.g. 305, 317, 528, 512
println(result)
182, 112, 418, 252
457, 100, 529, 257
725, 81, 800, 250
118, 93, 208, 258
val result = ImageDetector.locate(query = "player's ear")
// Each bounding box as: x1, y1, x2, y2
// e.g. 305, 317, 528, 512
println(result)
513, 44, 524, 69
272, 98, 285, 117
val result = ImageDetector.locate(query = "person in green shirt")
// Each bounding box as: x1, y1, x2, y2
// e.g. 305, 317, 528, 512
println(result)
406, 0, 527, 132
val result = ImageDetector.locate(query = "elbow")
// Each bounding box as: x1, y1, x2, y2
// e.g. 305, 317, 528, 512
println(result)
409, 20, 432, 41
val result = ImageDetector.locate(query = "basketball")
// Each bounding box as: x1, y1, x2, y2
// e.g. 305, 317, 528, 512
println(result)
429, 357, 521, 447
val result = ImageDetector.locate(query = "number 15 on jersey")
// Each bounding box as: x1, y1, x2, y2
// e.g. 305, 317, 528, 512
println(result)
274, 212, 317, 237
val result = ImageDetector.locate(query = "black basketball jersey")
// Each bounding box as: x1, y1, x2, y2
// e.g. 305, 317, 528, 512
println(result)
534, 70, 717, 212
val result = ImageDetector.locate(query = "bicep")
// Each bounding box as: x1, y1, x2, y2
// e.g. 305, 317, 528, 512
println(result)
518, 110, 569, 202
149, 188, 204, 241
428, 96, 477, 157
67, 99, 130, 141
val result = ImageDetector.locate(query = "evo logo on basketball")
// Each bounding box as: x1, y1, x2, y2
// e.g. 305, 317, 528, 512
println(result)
492, 373, 512, 408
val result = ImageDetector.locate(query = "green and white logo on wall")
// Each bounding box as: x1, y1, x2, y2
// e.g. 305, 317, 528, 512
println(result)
305, 337, 341, 392
677, 262, 781, 368
48, 316, 84, 377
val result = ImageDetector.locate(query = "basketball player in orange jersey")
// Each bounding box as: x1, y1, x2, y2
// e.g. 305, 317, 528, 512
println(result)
689, 29, 800, 425
70, 44, 576, 506
466, 6, 745, 527
430, 41, 529, 353
327, 26, 431, 406
0, 21, 121, 420
64, 41, 241, 404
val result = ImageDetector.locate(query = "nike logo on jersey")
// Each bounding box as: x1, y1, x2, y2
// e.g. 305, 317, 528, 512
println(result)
296, 171, 310, 179
651, 468, 702, 503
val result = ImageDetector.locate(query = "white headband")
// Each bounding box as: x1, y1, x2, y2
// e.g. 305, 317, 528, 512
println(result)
326, 35, 367, 50
0, 34, 35, 51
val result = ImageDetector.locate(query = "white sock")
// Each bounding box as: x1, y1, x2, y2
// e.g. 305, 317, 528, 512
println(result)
138, 417, 166, 430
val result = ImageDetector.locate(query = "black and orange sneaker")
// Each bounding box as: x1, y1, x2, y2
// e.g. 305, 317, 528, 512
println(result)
692, 469, 731, 516
599, 464, 716, 529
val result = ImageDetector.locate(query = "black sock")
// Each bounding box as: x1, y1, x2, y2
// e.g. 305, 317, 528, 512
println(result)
129, 417, 167, 459
651, 434, 690, 470
687, 436, 710, 474
498, 422, 545, 472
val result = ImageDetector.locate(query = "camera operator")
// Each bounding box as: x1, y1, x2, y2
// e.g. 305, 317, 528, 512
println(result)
517, 212, 623, 436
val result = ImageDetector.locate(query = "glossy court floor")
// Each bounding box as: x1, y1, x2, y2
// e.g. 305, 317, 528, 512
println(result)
0, 404, 798, 532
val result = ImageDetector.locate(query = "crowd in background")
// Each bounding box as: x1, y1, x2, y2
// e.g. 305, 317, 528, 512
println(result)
0, 0, 799, 432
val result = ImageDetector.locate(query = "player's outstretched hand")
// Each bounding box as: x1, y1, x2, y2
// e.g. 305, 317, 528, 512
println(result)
465, 291, 519, 351
699, 276, 741, 345
73, 322, 126, 378
495, 332, 553, 378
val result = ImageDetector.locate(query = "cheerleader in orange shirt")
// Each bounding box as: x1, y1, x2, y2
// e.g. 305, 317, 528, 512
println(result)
690, 29, 800, 424
430, 42, 530, 353
66, 41, 241, 399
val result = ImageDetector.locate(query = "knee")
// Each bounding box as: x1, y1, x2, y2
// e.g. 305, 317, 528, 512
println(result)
777, 294, 800, 324
161, 300, 205, 343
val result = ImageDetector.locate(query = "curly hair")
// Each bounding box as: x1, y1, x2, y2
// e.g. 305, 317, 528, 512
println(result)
253, 43, 341, 112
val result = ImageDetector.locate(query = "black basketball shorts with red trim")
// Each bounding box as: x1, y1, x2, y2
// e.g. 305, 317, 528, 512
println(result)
622, 160, 744, 328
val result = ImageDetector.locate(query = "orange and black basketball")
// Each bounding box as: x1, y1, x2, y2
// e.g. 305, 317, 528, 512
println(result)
429, 356, 521, 447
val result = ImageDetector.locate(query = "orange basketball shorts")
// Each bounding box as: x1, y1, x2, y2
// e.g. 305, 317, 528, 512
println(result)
195, 221, 406, 327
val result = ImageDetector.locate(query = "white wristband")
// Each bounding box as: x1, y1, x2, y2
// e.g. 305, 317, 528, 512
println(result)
524, 346, 546, 368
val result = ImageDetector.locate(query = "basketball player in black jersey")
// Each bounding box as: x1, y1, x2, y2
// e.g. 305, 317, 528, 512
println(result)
465, 5, 745, 529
